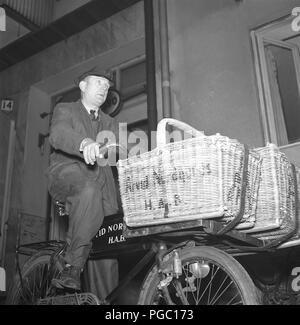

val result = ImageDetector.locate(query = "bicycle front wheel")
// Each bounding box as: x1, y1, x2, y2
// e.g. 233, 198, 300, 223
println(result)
138, 246, 259, 305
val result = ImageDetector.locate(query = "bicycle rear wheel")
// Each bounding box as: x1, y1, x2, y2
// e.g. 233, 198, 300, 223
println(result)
138, 246, 259, 305
6, 251, 62, 305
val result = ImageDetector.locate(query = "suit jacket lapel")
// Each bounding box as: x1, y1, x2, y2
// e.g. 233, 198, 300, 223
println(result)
75, 100, 94, 139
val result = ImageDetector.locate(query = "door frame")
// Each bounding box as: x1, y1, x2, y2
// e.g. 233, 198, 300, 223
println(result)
251, 16, 300, 167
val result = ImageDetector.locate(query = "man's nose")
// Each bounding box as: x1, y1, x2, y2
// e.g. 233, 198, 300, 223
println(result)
99, 85, 109, 92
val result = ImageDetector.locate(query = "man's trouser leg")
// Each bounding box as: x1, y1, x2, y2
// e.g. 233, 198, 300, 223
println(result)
49, 165, 118, 295
85, 186, 119, 301
64, 179, 105, 268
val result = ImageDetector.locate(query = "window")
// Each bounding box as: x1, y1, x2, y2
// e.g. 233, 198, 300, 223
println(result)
113, 57, 147, 102
251, 18, 300, 147
119, 60, 146, 101
112, 56, 148, 128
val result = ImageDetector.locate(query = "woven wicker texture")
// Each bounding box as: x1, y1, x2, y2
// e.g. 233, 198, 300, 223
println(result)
252, 216, 295, 241
218, 138, 261, 230
245, 144, 296, 235
118, 137, 224, 227
117, 119, 261, 228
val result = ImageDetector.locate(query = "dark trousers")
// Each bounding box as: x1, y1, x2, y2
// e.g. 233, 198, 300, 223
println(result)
49, 163, 117, 268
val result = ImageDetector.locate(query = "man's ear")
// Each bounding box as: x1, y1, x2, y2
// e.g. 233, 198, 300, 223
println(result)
79, 80, 87, 92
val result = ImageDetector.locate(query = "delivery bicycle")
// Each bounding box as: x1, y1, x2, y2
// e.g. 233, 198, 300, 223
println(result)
6, 119, 300, 305
7, 210, 266, 305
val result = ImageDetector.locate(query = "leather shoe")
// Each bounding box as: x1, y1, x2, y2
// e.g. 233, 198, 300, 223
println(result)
52, 265, 81, 291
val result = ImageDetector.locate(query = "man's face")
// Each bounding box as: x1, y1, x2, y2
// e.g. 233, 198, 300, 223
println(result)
81, 76, 111, 107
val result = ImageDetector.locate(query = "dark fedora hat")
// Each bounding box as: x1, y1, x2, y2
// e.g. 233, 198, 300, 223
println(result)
75, 67, 114, 86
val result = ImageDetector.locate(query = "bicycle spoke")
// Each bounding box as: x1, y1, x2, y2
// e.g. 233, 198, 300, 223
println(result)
210, 278, 234, 305
38, 265, 46, 297
209, 273, 229, 305
21, 278, 34, 304
231, 300, 243, 305
45, 265, 55, 297
25, 277, 35, 299
226, 293, 241, 305
180, 264, 194, 304
19, 284, 29, 304
199, 264, 220, 302
196, 273, 202, 305
30, 266, 40, 302
34, 264, 44, 300
15, 259, 60, 304
32, 267, 37, 299
207, 264, 214, 305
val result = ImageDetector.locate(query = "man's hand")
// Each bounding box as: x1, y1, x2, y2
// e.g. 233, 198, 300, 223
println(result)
81, 138, 104, 165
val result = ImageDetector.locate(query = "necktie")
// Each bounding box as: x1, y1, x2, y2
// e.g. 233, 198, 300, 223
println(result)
90, 110, 97, 121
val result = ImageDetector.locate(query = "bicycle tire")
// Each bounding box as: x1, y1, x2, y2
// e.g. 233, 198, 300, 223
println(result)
6, 250, 62, 305
138, 246, 260, 305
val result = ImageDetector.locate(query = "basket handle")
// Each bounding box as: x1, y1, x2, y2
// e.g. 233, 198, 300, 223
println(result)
157, 118, 204, 147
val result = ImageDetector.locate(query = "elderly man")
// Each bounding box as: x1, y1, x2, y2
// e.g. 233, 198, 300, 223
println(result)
47, 68, 119, 291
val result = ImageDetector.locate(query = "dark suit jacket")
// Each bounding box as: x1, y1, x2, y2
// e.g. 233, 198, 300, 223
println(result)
47, 100, 119, 211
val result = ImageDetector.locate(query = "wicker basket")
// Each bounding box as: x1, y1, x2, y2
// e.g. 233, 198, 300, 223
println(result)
218, 138, 261, 230
245, 144, 296, 234
117, 118, 261, 228
252, 217, 295, 241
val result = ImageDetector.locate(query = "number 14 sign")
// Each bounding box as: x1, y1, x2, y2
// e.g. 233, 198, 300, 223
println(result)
1, 100, 14, 112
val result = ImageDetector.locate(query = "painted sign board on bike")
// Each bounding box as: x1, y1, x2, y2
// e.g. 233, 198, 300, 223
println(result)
92, 214, 129, 254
